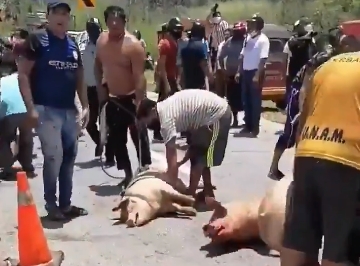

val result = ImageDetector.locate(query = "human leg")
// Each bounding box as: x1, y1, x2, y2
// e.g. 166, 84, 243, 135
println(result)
86, 86, 101, 156
318, 161, 360, 266
241, 71, 252, 132
248, 70, 262, 136
35, 105, 64, 217
18, 117, 35, 176
58, 109, 87, 217
281, 156, 324, 266
0, 115, 20, 178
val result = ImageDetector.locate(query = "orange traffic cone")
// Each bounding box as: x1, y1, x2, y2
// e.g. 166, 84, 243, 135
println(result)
17, 171, 53, 266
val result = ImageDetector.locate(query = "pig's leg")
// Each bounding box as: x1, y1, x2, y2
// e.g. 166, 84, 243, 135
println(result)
171, 202, 196, 216
164, 189, 195, 206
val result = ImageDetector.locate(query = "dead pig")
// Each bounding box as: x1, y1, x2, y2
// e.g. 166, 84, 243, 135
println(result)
112, 169, 196, 227
202, 197, 260, 244
258, 176, 292, 252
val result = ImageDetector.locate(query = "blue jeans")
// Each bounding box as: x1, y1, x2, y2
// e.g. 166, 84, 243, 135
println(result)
35, 105, 78, 210
241, 69, 262, 132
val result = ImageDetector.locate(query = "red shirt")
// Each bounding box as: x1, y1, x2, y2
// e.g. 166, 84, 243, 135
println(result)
158, 37, 177, 79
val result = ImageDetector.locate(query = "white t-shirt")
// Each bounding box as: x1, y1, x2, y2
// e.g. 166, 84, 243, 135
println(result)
241, 33, 270, 70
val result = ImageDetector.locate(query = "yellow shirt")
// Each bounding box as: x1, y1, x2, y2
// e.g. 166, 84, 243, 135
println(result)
296, 52, 360, 170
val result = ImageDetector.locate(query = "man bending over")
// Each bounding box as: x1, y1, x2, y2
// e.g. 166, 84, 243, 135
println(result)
137, 89, 231, 198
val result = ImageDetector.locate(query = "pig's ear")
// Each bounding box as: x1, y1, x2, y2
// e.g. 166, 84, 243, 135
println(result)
205, 197, 222, 209
112, 197, 130, 211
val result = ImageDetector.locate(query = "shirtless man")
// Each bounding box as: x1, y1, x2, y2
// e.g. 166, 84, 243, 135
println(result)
94, 5, 151, 181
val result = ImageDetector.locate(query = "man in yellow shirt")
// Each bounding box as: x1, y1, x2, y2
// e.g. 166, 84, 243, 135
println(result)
281, 35, 360, 266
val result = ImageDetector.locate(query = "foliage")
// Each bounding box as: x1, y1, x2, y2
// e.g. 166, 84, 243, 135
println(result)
1, 0, 360, 55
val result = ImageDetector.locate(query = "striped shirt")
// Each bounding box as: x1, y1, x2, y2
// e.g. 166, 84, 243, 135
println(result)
156, 89, 229, 144
210, 20, 229, 49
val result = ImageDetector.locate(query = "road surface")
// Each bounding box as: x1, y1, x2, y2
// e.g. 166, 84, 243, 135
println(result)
0, 94, 293, 265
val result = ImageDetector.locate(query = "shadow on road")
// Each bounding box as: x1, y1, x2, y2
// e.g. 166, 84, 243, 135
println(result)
89, 184, 121, 197
75, 159, 102, 169
40, 216, 72, 229
200, 239, 279, 258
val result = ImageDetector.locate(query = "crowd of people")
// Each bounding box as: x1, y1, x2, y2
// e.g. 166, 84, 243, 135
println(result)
0, 0, 360, 265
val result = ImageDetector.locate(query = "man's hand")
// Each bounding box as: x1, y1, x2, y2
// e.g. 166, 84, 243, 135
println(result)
25, 109, 39, 128
252, 72, 259, 83
208, 74, 214, 85
80, 106, 90, 129
234, 72, 241, 83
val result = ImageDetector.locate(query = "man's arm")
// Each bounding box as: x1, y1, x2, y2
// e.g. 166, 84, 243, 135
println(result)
131, 41, 146, 104
199, 45, 212, 82
296, 71, 312, 144
257, 37, 270, 77
94, 37, 107, 104
75, 43, 88, 109
237, 43, 246, 74
218, 41, 226, 70
283, 41, 292, 76
157, 40, 170, 93
17, 33, 39, 112
161, 119, 178, 180
176, 40, 186, 85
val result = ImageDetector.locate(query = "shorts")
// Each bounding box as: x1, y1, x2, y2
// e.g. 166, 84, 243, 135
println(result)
187, 106, 231, 168
283, 156, 360, 263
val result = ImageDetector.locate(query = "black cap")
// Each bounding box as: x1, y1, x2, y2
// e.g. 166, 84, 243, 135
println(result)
190, 21, 205, 39
247, 14, 264, 24
137, 98, 157, 119
47, 1, 71, 13
247, 14, 264, 30
167, 17, 183, 32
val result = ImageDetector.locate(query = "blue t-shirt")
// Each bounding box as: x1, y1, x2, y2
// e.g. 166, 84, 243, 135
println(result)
177, 38, 208, 66
180, 38, 207, 89
22, 29, 82, 109
0, 73, 26, 119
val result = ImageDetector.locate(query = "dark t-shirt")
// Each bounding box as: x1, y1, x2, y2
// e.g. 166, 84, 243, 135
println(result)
21, 29, 82, 109
181, 39, 207, 89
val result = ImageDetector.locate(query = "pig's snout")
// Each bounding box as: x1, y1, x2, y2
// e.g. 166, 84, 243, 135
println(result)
203, 223, 223, 238
126, 212, 139, 227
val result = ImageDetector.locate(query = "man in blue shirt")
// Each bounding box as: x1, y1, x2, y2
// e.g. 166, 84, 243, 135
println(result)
180, 22, 213, 90
17, 1, 89, 221
0, 59, 35, 180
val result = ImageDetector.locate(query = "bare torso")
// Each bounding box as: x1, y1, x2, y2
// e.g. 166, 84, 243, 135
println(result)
97, 32, 138, 96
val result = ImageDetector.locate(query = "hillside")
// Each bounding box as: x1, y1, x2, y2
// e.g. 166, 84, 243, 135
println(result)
0, 0, 359, 55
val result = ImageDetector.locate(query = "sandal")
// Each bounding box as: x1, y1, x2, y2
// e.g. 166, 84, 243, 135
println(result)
61, 205, 88, 218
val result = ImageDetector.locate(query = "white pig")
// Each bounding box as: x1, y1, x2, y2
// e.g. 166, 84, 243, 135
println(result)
258, 175, 293, 252
112, 168, 196, 227
202, 197, 260, 244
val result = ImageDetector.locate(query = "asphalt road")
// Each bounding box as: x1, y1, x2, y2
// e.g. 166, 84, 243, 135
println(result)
0, 93, 294, 265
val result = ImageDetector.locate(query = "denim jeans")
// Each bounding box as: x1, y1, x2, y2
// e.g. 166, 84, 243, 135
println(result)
241, 69, 262, 132
35, 105, 78, 210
